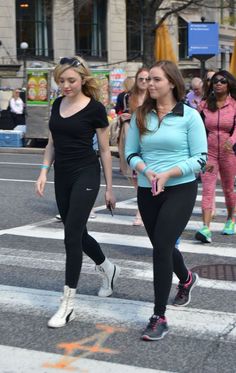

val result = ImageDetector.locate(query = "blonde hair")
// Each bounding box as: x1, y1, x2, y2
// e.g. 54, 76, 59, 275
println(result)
12, 89, 20, 99
53, 56, 100, 101
123, 77, 134, 92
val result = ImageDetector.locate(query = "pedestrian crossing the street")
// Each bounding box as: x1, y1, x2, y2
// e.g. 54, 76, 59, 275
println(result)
0, 185, 235, 372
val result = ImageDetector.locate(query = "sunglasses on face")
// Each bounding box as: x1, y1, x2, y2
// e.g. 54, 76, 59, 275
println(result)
206, 78, 211, 82
59, 57, 83, 68
212, 78, 227, 85
138, 77, 149, 82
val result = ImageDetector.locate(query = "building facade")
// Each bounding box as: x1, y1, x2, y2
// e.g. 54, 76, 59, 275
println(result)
0, 0, 235, 89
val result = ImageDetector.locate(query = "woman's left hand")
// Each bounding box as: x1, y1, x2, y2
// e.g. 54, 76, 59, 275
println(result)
105, 190, 116, 210
223, 140, 233, 152
145, 170, 169, 196
152, 172, 170, 196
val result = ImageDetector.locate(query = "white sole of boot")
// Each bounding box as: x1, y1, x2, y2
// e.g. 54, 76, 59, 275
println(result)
47, 309, 76, 328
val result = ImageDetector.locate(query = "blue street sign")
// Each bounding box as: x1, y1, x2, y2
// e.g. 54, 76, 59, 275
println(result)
188, 22, 219, 56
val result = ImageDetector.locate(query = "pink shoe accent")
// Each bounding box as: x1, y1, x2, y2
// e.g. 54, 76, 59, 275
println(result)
183, 271, 192, 288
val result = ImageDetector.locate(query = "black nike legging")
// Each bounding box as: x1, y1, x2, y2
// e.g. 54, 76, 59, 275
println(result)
137, 180, 198, 316
54, 161, 105, 288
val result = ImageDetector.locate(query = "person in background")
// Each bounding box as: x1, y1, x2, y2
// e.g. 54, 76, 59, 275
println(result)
185, 77, 203, 109
201, 69, 218, 218
9, 89, 25, 127
125, 60, 207, 341
115, 77, 134, 114
36, 56, 120, 329
119, 67, 149, 226
195, 70, 236, 243
202, 70, 217, 99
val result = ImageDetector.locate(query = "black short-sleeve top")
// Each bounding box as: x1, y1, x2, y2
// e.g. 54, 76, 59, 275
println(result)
49, 96, 109, 171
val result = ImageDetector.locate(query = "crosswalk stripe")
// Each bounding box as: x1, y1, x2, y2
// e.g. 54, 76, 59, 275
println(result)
87, 213, 227, 232
0, 285, 235, 341
0, 247, 235, 291
115, 197, 226, 210
0, 345, 171, 373
1, 223, 235, 258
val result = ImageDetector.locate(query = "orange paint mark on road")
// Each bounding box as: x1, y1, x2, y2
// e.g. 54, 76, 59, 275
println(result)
43, 323, 126, 371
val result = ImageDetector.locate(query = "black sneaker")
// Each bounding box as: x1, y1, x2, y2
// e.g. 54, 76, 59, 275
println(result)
142, 315, 169, 341
173, 272, 199, 307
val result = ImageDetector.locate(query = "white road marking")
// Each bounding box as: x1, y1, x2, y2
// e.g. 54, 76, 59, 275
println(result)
87, 212, 227, 232
0, 222, 236, 257
0, 345, 171, 373
0, 285, 235, 341
0, 247, 235, 291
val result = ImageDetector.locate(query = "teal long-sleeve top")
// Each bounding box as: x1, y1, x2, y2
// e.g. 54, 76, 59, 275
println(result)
125, 102, 208, 187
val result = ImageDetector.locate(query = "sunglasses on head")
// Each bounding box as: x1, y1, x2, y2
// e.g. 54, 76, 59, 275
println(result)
212, 78, 227, 85
59, 57, 83, 68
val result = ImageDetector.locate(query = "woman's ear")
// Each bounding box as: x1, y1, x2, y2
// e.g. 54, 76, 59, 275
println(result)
81, 77, 86, 85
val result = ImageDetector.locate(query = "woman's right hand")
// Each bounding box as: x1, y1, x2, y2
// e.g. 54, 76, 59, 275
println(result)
35, 174, 47, 197
145, 169, 157, 185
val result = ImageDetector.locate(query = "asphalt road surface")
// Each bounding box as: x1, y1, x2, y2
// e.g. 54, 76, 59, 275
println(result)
0, 152, 235, 373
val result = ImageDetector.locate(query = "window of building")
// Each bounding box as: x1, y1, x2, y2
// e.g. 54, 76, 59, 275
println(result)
126, 0, 143, 61
16, 0, 53, 59
74, 0, 107, 60
229, 0, 236, 26
178, 17, 188, 60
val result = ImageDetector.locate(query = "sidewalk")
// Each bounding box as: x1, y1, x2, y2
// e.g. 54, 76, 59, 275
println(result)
0, 146, 119, 156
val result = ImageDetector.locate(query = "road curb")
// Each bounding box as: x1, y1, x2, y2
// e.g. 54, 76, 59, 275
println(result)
0, 146, 119, 156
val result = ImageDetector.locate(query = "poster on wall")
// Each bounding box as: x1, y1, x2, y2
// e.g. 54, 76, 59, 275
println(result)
109, 68, 126, 105
26, 69, 49, 105
92, 70, 110, 107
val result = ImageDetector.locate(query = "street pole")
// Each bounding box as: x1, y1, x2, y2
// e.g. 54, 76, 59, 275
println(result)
20, 42, 28, 88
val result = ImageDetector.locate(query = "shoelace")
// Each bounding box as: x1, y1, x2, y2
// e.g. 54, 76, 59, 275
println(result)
148, 316, 163, 330
176, 284, 189, 299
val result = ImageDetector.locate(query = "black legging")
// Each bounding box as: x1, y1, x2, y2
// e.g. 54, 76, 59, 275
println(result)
54, 161, 105, 288
137, 180, 198, 316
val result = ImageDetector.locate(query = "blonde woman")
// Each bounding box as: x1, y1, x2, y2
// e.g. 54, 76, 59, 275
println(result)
9, 89, 25, 126
35, 56, 120, 328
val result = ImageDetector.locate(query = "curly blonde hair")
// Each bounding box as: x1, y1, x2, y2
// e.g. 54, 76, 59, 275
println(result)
53, 56, 100, 101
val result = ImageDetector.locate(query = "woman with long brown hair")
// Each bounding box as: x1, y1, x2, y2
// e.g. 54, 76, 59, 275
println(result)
125, 60, 207, 341
119, 67, 149, 226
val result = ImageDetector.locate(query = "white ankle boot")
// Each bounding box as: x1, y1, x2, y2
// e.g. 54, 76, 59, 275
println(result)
96, 258, 120, 297
48, 285, 76, 328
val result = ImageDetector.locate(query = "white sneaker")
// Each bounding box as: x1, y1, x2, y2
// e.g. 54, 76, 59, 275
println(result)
96, 258, 120, 297
48, 286, 76, 328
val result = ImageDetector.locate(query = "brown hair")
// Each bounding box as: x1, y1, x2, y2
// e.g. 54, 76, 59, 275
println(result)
202, 69, 217, 99
129, 67, 149, 113
53, 56, 101, 101
136, 60, 185, 135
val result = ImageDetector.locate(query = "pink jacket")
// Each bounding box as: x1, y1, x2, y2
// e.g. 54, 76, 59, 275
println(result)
198, 96, 236, 157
